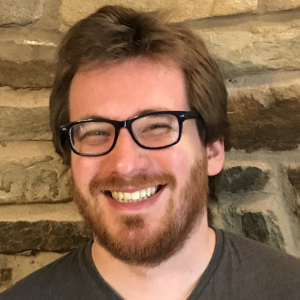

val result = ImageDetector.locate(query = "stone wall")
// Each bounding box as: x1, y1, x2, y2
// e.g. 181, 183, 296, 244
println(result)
1, 0, 300, 291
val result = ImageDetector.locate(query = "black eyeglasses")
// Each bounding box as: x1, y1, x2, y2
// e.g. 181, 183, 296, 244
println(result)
60, 111, 205, 157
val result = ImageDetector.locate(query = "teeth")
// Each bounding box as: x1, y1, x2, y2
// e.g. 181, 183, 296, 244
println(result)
131, 191, 140, 200
146, 187, 151, 197
140, 189, 146, 198
117, 192, 124, 201
110, 186, 159, 203
123, 192, 131, 201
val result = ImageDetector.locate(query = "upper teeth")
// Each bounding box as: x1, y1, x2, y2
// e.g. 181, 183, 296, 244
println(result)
111, 186, 158, 202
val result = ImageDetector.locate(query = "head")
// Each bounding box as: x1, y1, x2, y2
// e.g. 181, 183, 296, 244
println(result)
50, 5, 228, 266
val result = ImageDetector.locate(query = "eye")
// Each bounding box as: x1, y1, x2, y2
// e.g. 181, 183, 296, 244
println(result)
78, 129, 111, 141
85, 130, 109, 137
145, 123, 172, 131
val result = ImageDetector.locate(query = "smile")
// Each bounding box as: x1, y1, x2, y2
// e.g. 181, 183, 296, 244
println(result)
109, 186, 161, 203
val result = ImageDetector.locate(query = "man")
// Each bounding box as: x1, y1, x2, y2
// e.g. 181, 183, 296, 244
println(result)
1, 5, 300, 300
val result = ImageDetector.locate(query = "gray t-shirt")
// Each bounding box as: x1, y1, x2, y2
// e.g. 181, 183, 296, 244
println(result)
1, 229, 300, 299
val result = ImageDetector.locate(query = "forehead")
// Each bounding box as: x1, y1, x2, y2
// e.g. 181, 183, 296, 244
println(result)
69, 58, 188, 121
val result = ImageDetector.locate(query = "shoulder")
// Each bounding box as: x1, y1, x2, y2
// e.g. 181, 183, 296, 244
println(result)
0, 242, 91, 300
217, 230, 300, 297
222, 229, 300, 270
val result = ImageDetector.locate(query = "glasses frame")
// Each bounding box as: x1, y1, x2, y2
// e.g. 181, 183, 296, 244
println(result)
60, 110, 205, 157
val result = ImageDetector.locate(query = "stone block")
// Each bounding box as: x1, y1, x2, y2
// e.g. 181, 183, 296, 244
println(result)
198, 20, 300, 79
59, 0, 257, 26
0, 221, 91, 253
0, 87, 51, 141
0, 142, 69, 204
228, 75, 300, 151
0, 252, 62, 292
218, 167, 269, 194
0, 269, 12, 287
241, 212, 269, 242
0, 60, 55, 88
287, 168, 300, 193
287, 168, 300, 217
241, 211, 284, 250
0, 29, 60, 88
212, 0, 257, 17
3, 10, 300, 89
33, 0, 61, 31
0, 203, 91, 253
0, 0, 44, 26
224, 208, 285, 250
261, 0, 300, 12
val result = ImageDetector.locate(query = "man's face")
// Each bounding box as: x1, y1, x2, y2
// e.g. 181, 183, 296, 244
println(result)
69, 58, 212, 266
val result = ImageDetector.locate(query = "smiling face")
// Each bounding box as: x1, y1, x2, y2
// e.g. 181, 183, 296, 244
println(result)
69, 57, 223, 266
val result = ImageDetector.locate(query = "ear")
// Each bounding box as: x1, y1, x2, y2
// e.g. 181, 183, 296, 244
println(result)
207, 139, 225, 176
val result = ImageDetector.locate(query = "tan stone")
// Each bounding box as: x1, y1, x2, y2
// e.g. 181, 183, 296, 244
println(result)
212, 0, 257, 17
227, 73, 300, 152
0, 142, 69, 204
262, 0, 300, 12
0, 87, 51, 140
59, 0, 257, 26
0, 252, 63, 292
0, 0, 44, 26
57, 6, 300, 80
31, 0, 61, 31
0, 202, 81, 222
0, 29, 61, 87
197, 19, 300, 79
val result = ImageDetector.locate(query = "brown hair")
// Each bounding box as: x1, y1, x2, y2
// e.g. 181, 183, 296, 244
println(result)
49, 5, 229, 199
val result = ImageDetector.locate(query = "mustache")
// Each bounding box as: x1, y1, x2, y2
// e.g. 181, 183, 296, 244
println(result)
90, 172, 176, 197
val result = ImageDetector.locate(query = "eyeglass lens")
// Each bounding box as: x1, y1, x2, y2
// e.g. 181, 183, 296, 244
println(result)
70, 113, 180, 155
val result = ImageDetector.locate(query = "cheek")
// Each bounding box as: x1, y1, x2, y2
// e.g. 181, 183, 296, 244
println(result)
71, 154, 100, 190
155, 147, 191, 183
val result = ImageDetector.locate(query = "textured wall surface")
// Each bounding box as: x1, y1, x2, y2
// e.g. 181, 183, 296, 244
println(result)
1, 0, 300, 291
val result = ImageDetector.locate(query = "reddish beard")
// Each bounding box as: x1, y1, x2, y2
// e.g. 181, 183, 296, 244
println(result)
71, 157, 208, 267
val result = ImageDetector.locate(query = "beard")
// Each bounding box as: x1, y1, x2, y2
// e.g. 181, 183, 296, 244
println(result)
71, 157, 208, 267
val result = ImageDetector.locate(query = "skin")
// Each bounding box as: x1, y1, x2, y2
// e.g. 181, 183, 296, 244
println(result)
69, 57, 225, 300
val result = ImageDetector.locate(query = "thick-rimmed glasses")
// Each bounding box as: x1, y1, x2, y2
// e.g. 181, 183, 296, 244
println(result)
60, 111, 204, 157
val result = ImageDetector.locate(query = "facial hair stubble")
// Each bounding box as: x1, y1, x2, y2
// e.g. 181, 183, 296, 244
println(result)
71, 157, 208, 267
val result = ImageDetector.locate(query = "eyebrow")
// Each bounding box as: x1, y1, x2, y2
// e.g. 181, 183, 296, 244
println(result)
78, 108, 171, 121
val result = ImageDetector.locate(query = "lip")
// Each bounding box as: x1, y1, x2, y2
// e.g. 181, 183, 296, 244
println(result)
106, 186, 166, 212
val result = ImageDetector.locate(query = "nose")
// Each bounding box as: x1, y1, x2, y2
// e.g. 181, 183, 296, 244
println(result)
104, 128, 151, 177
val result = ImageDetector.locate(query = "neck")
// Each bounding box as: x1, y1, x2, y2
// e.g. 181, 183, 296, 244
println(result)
91, 215, 216, 300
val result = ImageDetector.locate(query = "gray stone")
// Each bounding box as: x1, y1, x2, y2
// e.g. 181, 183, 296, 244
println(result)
0, 142, 70, 204
287, 168, 300, 193
241, 212, 269, 243
0, 0, 44, 26
0, 221, 91, 253
217, 167, 269, 194
240, 211, 284, 250
287, 168, 300, 217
